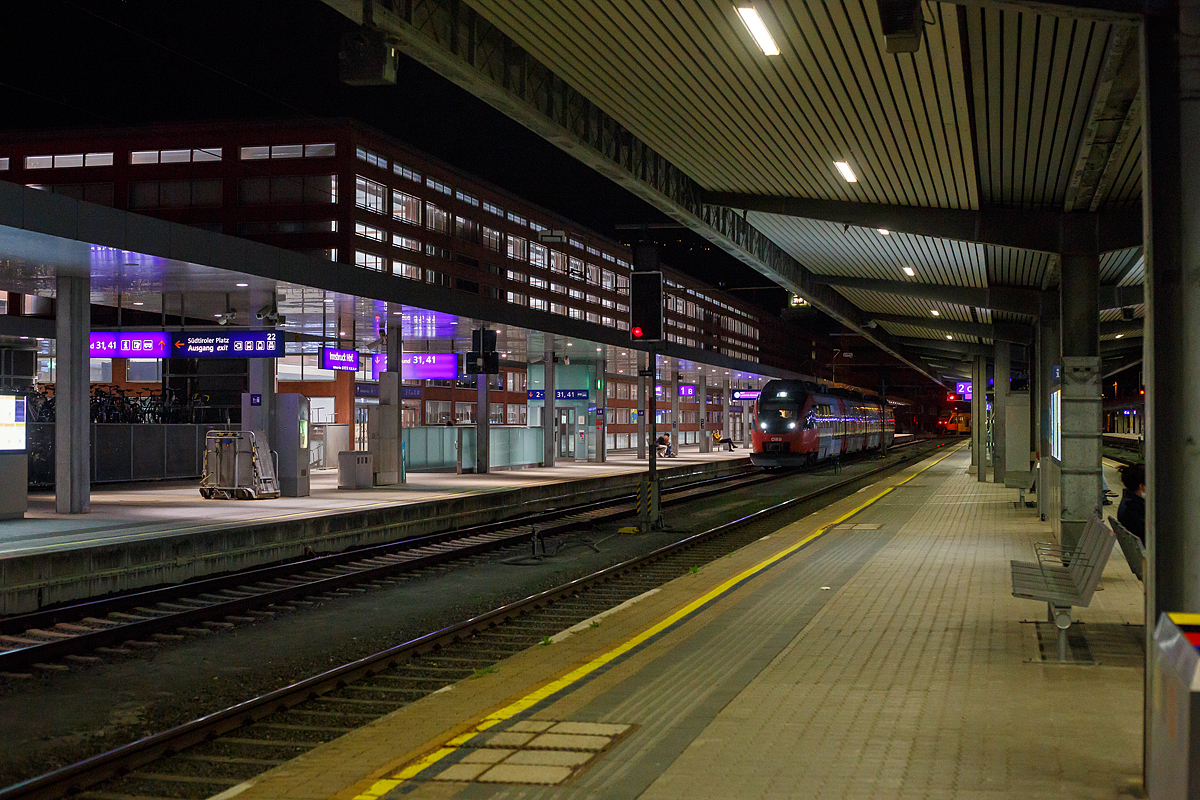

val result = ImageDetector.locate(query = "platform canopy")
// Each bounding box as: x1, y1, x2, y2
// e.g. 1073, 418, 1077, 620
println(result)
324, 0, 1147, 385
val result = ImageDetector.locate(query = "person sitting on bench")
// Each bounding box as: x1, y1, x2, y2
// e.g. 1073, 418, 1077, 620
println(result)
656, 433, 674, 457
711, 430, 735, 451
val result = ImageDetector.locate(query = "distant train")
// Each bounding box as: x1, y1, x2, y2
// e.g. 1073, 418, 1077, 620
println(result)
749, 380, 895, 468
937, 410, 972, 435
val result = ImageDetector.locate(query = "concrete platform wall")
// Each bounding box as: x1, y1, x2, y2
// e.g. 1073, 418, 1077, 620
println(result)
0, 458, 748, 614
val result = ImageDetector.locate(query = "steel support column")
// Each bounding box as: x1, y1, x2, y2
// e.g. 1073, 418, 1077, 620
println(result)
971, 356, 984, 480
476, 370, 489, 475
543, 346, 555, 468
1140, 6, 1198, 790
1038, 293, 1062, 528
55, 274, 89, 514
994, 341, 1010, 485
671, 367, 680, 451
1059, 248, 1103, 551
700, 374, 711, 452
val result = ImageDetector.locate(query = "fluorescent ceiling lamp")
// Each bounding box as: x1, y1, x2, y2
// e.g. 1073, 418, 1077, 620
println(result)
931, 309, 940, 316
946, 335, 953, 340
1116, 333, 1124, 339
903, 267, 915, 276
878, 228, 890, 235
834, 161, 857, 183
736, 7, 780, 56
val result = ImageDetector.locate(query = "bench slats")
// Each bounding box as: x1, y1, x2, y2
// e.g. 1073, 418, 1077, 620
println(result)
1009, 516, 1115, 613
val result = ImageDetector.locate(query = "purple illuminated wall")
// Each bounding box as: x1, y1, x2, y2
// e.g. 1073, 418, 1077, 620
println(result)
371, 353, 459, 380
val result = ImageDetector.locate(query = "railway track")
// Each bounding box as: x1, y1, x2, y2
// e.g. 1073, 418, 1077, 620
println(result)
0, 438, 945, 800
0, 452, 850, 675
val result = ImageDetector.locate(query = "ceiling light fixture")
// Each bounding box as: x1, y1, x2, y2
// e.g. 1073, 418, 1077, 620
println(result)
834, 161, 857, 183
878, 228, 890, 235
133, 301, 143, 306
736, 7, 780, 56
903, 267, 915, 276
1116, 333, 1124, 339
946, 335, 953, 340
931, 309, 940, 316
236, 282, 248, 287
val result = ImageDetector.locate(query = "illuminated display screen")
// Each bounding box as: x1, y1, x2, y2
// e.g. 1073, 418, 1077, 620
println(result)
320, 348, 360, 372
90, 332, 170, 358
732, 390, 761, 401
1050, 390, 1061, 461
371, 353, 459, 380
0, 395, 27, 451
171, 331, 283, 358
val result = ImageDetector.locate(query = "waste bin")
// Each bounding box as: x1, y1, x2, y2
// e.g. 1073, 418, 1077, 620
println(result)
337, 451, 373, 490
1149, 612, 1200, 798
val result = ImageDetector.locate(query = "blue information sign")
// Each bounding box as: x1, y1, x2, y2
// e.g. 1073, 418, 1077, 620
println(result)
526, 389, 590, 400
171, 331, 283, 358
527, 390, 545, 400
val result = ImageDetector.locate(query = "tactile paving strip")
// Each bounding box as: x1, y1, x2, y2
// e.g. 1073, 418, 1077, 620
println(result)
429, 720, 634, 785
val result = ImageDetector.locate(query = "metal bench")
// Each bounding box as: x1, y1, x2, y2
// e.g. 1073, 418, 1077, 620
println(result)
1010, 515, 1116, 659
1107, 515, 1146, 582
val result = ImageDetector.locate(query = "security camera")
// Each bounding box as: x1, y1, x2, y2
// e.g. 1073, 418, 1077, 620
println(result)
564, 356, 570, 366
255, 305, 273, 320
216, 309, 235, 326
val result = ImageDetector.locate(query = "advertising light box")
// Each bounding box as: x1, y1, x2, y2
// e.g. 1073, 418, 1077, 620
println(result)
320, 348, 360, 372
0, 395, 27, 451
171, 331, 283, 358
371, 353, 459, 380
90, 332, 170, 358
732, 390, 761, 401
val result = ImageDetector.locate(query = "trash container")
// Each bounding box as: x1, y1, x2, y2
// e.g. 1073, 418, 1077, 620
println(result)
1149, 612, 1200, 798
337, 451, 373, 490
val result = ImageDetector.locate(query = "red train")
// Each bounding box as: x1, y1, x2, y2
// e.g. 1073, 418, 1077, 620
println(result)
750, 380, 895, 468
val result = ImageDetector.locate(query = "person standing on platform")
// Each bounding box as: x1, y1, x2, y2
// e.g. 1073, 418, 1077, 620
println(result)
1117, 463, 1146, 543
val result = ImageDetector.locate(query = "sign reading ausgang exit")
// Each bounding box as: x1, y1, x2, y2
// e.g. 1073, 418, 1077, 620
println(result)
171, 331, 282, 358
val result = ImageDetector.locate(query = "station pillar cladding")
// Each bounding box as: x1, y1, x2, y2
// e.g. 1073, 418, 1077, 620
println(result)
970, 355, 984, 479
243, 392, 310, 497
993, 340, 1010, 485
56, 273, 90, 514
1058, 224, 1103, 553
700, 374, 711, 453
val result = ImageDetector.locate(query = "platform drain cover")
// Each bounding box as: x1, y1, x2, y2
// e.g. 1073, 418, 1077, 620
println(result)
429, 720, 634, 785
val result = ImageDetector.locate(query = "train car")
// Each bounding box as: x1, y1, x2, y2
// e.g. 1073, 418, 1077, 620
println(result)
750, 379, 895, 468
937, 410, 971, 434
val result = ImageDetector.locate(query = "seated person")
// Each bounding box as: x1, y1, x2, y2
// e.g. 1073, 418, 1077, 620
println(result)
711, 430, 735, 451
656, 433, 673, 457
1117, 463, 1146, 543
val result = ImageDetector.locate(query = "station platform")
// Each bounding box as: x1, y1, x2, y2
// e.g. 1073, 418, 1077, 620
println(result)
0, 447, 754, 614
224, 444, 1145, 800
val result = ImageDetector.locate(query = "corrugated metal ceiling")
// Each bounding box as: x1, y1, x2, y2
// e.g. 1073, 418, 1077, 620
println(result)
463, 0, 1143, 347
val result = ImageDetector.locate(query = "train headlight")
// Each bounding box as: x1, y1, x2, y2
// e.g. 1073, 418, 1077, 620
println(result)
787, 421, 796, 429
759, 422, 767, 430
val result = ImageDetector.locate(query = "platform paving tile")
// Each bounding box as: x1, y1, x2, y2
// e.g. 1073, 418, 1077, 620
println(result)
638, 451, 1143, 800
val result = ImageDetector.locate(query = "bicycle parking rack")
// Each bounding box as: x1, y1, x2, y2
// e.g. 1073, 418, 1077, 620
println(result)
200, 430, 280, 500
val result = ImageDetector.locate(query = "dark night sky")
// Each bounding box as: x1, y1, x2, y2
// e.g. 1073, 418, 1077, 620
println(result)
0, 0, 792, 316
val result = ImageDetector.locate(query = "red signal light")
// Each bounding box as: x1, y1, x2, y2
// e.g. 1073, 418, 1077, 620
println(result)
632, 326, 644, 339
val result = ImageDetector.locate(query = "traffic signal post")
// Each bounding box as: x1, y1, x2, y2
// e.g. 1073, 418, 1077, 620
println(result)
630, 247, 665, 532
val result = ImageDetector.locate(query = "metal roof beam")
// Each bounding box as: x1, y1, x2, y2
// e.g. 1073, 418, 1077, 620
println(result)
814, 275, 1143, 312
321, 0, 946, 388
703, 193, 1141, 254
875, 315, 1033, 344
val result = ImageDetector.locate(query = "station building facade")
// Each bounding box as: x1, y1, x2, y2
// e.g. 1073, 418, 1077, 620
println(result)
0, 120, 799, 452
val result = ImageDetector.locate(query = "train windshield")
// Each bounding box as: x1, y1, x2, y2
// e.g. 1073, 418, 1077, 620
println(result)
757, 401, 797, 421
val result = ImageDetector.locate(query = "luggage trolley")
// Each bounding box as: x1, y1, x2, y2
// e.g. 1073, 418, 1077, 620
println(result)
200, 430, 280, 499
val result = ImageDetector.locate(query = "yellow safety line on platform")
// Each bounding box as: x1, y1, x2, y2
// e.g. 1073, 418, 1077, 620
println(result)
351, 444, 963, 798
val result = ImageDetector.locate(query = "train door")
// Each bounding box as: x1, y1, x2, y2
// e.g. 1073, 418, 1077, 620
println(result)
557, 407, 575, 459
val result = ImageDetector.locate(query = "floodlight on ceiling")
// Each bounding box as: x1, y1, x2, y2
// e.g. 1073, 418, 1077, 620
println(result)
903, 267, 915, 276
834, 161, 858, 183
874, 0, 925, 53
931, 309, 940, 316
878, 228, 890, 235
736, 7, 780, 56
946, 335, 953, 340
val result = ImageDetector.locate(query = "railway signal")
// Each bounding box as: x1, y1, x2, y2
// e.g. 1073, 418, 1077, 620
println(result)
629, 271, 664, 342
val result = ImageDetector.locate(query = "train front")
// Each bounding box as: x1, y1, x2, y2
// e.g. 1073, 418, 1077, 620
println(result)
750, 380, 817, 468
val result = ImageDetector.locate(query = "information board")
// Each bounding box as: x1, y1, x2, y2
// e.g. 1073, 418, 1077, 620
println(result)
370, 353, 459, 380
0, 395, 27, 451
732, 390, 760, 401
527, 390, 589, 400
90, 332, 170, 358
955, 381, 974, 400
678, 385, 696, 398
1050, 389, 1061, 461
171, 331, 283, 358
320, 348, 360, 372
